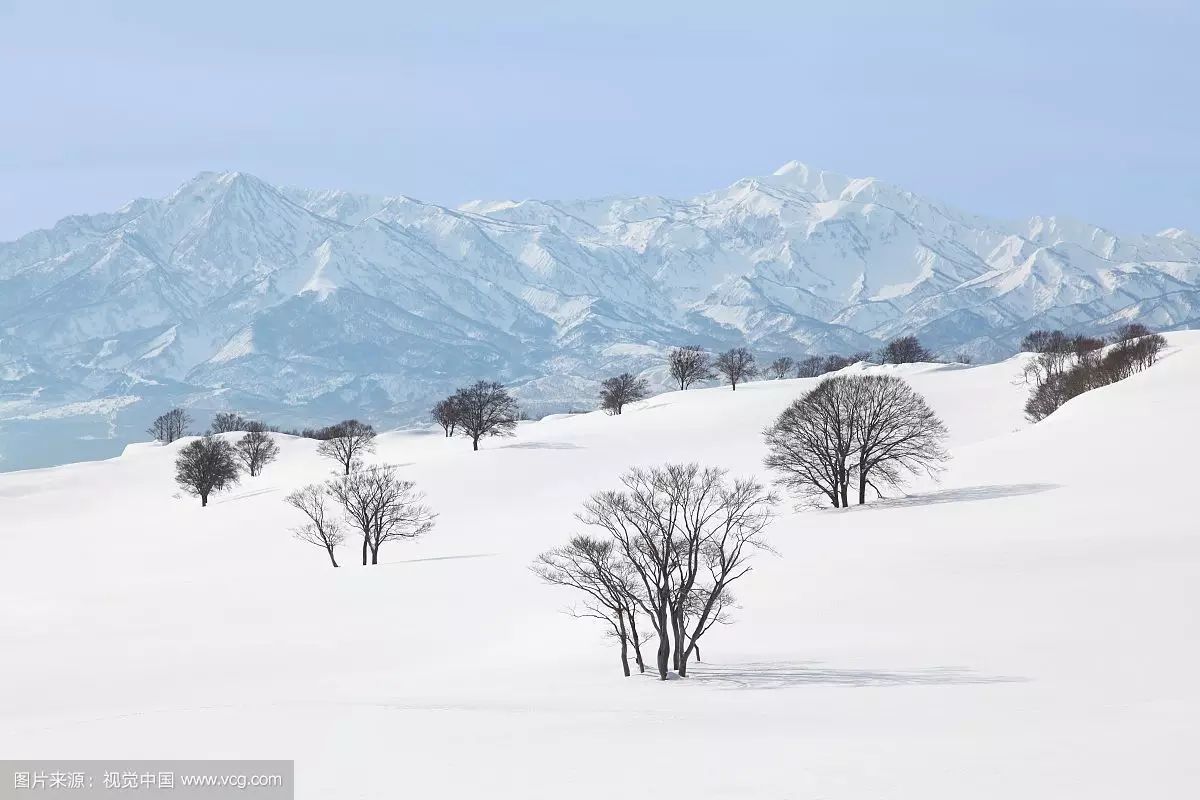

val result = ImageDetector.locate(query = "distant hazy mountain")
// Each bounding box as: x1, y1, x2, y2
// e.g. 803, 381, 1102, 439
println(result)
2, 163, 1197, 470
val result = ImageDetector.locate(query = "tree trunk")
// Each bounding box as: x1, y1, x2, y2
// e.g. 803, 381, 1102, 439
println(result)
628, 611, 646, 673
200, 492, 208, 507
369, 544, 379, 565
858, 469, 868, 505
472, 436, 479, 451
617, 611, 630, 677
840, 481, 849, 508
326, 546, 339, 568
655, 608, 670, 680
362, 536, 369, 566
671, 612, 686, 673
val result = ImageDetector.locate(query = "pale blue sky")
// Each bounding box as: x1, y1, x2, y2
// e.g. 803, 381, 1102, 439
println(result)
1, 0, 1197, 239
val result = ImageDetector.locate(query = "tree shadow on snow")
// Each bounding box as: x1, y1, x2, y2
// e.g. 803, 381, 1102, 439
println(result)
499, 441, 583, 450
212, 486, 281, 504
686, 661, 1026, 690
853, 483, 1060, 510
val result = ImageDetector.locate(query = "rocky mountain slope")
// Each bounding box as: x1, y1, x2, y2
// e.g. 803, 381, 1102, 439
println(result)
2, 163, 1197, 469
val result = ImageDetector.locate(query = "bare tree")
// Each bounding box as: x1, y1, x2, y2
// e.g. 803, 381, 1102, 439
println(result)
880, 335, 932, 364
763, 376, 859, 508
235, 423, 280, 477
667, 345, 715, 390
850, 375, 949, 504
599, 373, 650, 415
715, 347, 757, 390
285, 485, 344, 567
326, 465, 436, 565
662, 467, 776, 676
575, 464, 776, 679
431, 396, 462, 437
174, 435, 241, 506
767, 356, 796, 379
1021, 329, 1072, 354
533, 536, 646, 676
209, 412, 251, 434
453, 381, 519, 451
316, 419, 376, 474
148, 408, 190, 444
796, 355, 825, 378
1112, 322, 1152, 344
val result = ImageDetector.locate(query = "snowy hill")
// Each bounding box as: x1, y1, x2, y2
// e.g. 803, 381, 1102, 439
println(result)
3, 164, 1200, 470
1, 332, 1198, 798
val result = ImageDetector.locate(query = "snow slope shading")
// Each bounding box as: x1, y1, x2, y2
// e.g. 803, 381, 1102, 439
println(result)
1, 333, 1198, 798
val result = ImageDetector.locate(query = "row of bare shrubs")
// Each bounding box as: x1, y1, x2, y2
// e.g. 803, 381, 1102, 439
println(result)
1023, 324, 1166, 421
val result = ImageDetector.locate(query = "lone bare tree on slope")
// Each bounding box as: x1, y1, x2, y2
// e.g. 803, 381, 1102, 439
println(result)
453, 381, 519, 450
880, 335, 933, 364
599, 373, 650, 415
850, 375, 949, 505
316, 419, 376, 474
149, 408, 191, 443
763, 376, 859, 508
174, 435, 241, 506
285, 485, 344, 567
763, 374, 948, 507
715, 347, 757, 390
667, 345, 715, 390
235, 423, 280, 477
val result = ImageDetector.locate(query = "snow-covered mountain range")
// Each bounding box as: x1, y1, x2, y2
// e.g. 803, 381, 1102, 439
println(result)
2, 162, 1198, 470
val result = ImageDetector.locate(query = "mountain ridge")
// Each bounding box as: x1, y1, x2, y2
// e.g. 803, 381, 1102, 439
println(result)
2, 161, 1197, 471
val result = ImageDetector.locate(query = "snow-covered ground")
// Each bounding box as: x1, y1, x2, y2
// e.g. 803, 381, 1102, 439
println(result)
2, 333, 1199, 798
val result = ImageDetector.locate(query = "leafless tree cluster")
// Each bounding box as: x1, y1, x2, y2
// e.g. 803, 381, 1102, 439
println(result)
315, 419, 377, 474
763, 375, 949, 508
1023, 326, 1167, 421
287, 465, 436, 566
534, 464, 777, 679
879, 335, 933, 364
795, 351, 874, 378
599, 373, 649, 415
431, 396, 463, 436
174, 423, 285, 504
174, 435, 241, 506
767, 356, 796, 379
148, 408, 191, 443
208, 412, 253, 434
715, 347, 757, 390
667, 345, 716, 390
